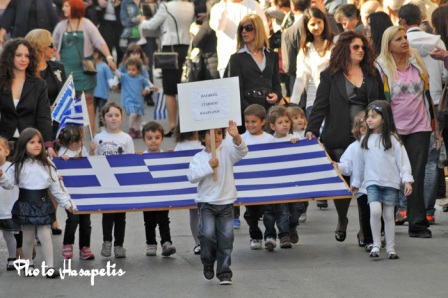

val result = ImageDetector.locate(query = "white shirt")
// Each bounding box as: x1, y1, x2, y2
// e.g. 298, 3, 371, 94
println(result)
187, 140, 248, 205
94, 131, 135, 155
241, 131, 274, 145
57, 146, 90, 158
0, 159, 72, 210
337, 141, 366, 198
174, 140, 204, 151
0, 162, 19, 219
291, 43, 332, 106
273, 133, 295, 142
351, 134, 414, 190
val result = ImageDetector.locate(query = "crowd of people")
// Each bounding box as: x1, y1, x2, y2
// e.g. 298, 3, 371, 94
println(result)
0, 0, 448, 286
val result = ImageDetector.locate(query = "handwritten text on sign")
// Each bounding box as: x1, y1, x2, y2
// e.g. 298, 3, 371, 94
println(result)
191, 87, 229, 121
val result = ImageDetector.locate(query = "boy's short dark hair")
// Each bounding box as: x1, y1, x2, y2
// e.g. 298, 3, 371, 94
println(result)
244, 104, 267, 121
142, 121, 164, 138
198, 128, 226, 147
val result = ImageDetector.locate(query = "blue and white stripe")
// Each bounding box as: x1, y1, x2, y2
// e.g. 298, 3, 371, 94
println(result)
153, 90, 167, 120
54, 139, 350, 213
52, 75, 76, 122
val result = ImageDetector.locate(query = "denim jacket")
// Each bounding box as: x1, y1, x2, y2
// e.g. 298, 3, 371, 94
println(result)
120, 0, 140, 38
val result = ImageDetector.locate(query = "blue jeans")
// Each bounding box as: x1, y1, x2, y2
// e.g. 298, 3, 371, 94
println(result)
424, 133, 439, 216
198, 203, 233, 279
288, 202, 299, 228
263, 203, 289, 240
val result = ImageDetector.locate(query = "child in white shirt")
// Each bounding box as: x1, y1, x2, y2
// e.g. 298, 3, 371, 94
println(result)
94, 103, 135, 259
187, 121, 248, 285
351, 101, 413, 260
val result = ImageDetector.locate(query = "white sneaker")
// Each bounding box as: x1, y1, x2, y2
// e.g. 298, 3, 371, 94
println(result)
114, 246, 127, 258
250, 239, 262, 250
264, 238, 276, 251
146, 244, 157, 256
161, 241, 176, 257
299, 211, 307, 223
101, 241, 112, 257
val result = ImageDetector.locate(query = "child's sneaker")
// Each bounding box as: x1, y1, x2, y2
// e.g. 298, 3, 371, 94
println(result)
395, 210, 407, 225
135, 130, 142, 138
161, 241, 176, 256
62, 244, 73, 259
387, 251, 399, 259
265, 238, 276, 251
79, 247, 95, 260
203, 265, 214, 281
219, 274, 232, 285
101, 241, 112, 257
289, 227, 299, 244
146, 244, 157, 256
299, 211, 307, 223
250, 239, 262, 250
280, 235, 292, 248
370, 246, 380, 258
129, 128, 137, 138
233, 218, 240, 229
114, 246, 127, 258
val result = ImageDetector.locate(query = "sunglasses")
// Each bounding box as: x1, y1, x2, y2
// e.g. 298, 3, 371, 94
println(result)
238, 23, 254, 33
351, 44, 366, 51
49, 42, 54, 49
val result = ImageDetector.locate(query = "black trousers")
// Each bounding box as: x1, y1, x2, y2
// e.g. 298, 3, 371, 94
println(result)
63, 211, 91, 249
98, 20, 123, 63
102, 213, 126, 246
143, 210, 172, 246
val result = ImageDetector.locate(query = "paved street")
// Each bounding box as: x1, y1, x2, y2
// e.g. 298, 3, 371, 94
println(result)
1, 81, 448, 297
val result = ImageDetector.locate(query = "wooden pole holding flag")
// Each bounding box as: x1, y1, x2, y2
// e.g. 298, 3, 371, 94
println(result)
80, 92, 94, 140
210, 129, 218, 181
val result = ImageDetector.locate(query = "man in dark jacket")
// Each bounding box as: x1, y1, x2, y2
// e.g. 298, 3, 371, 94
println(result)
0, 0, 59, 45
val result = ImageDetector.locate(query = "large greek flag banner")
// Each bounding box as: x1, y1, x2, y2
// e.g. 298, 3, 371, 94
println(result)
54, 139, 350, 213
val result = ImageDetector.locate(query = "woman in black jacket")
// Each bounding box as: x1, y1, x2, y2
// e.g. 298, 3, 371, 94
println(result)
228, 14, 282, 133
305, 31, 385, 243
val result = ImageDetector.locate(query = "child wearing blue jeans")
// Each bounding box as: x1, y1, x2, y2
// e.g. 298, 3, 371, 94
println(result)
187, 121, 248, 285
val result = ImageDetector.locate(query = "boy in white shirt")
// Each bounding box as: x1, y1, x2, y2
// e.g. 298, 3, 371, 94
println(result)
187, 121, 248, 285
240, 104, 274, 250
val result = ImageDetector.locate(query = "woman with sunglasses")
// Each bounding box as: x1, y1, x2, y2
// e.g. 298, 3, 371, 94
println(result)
25, 29, 67, 139
228, 14, 282, 128
305, 31, 385, 243
376, 26, 442, 239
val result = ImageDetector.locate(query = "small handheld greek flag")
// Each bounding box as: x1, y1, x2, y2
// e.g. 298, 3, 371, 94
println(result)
56, 98, 84, 138
52, 75, 76, 123
154, 90, 167, 120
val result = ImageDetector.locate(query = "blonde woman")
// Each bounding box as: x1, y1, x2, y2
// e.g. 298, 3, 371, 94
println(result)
376, 26, 443, 239
228, 14, 282, 124
25, 29, 68, 235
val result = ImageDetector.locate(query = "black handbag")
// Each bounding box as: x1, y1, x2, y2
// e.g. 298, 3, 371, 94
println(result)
181, 44, 204, 83
153, 3, 180, 70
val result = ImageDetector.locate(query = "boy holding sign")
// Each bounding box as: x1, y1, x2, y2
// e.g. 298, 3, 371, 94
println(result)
187, 121, 248, 285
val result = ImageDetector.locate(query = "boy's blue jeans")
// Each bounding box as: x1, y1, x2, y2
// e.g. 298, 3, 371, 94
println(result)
198, 203, 234, 279
263, 203, 289, 240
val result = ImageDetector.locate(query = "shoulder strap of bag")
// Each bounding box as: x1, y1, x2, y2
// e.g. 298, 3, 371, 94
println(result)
162, 3, 180, 45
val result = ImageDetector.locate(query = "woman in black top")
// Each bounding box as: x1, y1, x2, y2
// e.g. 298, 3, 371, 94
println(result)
305, 31, 385, 243
228, 14, 282, 133
25, 29, 67, 139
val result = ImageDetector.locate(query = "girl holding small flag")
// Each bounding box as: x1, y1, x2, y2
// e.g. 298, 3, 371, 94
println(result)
55, 125, 96, 260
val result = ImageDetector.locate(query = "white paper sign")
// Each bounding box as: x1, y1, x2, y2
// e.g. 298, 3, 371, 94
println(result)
190, 87, 229, 121
178, 77, 241, 133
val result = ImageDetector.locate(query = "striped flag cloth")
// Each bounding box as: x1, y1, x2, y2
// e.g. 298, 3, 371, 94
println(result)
56, 98, 84, 138
53, 139, 350, 213
153, 90, 167, 120
52, 74, 76, 123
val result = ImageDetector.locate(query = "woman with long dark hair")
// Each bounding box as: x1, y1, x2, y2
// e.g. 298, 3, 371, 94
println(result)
364, 11, 393, 56
305, 31, 385, 243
